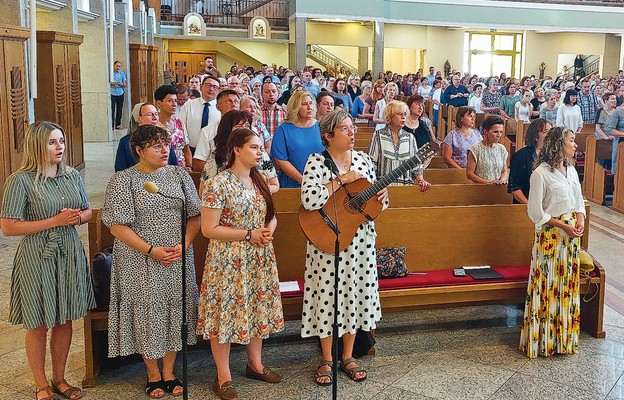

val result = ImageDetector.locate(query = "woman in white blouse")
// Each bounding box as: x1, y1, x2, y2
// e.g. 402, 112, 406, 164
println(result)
519, 126, 585, 359
555, 90, 583, 134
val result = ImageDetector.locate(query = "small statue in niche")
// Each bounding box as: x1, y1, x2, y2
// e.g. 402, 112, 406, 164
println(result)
444, 60, 451, 78
539, 62, 546, 80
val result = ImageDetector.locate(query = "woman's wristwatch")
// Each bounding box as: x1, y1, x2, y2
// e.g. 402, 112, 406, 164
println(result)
245, 230, 252, 241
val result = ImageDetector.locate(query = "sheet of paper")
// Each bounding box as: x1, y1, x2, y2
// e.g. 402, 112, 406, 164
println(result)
279, 281, 300, 292
461, 265, 492, 270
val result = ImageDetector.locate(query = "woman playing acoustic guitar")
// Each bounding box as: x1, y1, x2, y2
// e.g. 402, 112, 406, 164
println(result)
299, 110, 388, 386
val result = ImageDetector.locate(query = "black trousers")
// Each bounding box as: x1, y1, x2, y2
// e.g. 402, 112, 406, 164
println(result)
111, 94, 125, 127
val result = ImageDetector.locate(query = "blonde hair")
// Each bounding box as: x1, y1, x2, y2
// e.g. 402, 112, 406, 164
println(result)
18, 121, 66, 194
240, 95, 261, 124
383, 82, 399, 99
383, 100, 408, 124
285, 90, 316, 123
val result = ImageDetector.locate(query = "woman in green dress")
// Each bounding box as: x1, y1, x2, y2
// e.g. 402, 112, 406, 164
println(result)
1, 121, 95, 400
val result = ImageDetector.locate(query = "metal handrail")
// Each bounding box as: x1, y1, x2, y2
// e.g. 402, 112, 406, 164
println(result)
306, 44, 357, 75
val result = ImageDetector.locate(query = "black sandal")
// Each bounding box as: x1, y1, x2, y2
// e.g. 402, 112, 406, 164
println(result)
163, 378, 184, 397
145, 380, 165, 399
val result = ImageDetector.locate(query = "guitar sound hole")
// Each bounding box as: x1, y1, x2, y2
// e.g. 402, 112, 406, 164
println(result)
343, 193, 363, 214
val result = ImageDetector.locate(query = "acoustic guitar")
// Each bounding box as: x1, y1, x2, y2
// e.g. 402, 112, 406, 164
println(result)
298, 142, 439, 253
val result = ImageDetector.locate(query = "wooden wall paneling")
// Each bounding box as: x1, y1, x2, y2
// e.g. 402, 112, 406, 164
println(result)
0, 26, 29, 204
129, 44, 148, 106
35, 31, 84, 170
67, 44, 84, 169
147, 45, 159, 101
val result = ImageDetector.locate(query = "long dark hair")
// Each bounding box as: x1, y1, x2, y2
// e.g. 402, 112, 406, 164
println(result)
214, 110, 252, 167
225, 128, 275, 226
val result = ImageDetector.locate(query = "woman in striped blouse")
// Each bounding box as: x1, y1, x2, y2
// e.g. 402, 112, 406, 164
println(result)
1, 121, 95, 400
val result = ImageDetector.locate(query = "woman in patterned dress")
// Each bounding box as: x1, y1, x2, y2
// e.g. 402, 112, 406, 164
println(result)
1, 121, 94, 400
301, 110, 389, 386
198, 128, 284, 400
155, 85, 193, 171
466, 115, 509, 185
441, 106, 483, 168
103, 125, 201, 398
519, 126, 586, 358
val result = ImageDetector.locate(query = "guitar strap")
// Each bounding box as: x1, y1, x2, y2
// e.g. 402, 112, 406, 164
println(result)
322, 149, 374, 222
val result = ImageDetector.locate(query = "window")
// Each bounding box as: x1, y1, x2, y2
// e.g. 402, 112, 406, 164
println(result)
463, 32, 523, 78
77, 0, 89, 12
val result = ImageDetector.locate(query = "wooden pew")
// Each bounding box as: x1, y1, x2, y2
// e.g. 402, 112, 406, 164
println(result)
274, 204, 601, 331
272, 184, 512, 213
437, 105, 448, 141
424, 100, 433, 120
428, 155, 448, 169
83, 188, 600, 387
582, 136, 614, 205
425, 168, 471, 184
515, 121, 528, 152
613, 142, 624, 213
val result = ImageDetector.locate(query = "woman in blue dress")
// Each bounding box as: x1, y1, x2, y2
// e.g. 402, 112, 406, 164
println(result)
270, 90, 324, 188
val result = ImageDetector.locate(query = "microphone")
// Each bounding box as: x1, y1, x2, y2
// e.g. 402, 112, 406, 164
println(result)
143, 181, 159, 194
324, 158, 339, 176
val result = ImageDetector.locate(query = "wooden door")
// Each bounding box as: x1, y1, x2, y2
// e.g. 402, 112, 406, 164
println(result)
169, 51, 214, 84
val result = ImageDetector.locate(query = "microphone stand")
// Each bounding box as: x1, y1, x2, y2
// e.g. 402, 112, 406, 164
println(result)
324, 159, 341, 400
180, 198, 189, 400
145, 183, 189, 400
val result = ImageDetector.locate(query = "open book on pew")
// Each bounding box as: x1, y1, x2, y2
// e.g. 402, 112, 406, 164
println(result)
462, 266, 504, 280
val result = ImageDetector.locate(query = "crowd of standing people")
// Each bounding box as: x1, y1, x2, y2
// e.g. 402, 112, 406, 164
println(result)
3, 56, 622, 399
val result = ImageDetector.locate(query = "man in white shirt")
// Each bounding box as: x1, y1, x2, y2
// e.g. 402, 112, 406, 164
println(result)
179, 75, 221, 150
192, 89, 240, 171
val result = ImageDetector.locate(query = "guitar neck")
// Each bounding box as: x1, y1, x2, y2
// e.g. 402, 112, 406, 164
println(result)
356, 153, 424, 203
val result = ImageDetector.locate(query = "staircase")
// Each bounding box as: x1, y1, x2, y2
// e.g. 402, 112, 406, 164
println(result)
582, 55, 601, 76
236, 0, 273, 15
306, 44, 358, 75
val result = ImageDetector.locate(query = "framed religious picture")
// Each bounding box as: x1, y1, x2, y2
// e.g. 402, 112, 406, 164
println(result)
183, 12, 206, 36
249, 16, 270, 39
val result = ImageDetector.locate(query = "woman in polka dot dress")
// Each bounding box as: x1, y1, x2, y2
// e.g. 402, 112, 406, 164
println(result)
300, 110, 388, 386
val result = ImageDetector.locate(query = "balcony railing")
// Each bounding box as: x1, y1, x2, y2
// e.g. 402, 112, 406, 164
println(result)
160, 0, 288, 29
495, 0, 624, 5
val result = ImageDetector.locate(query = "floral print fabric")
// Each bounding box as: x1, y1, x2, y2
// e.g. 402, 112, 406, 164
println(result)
197, 169, 284, 344
519, 212, 581, 358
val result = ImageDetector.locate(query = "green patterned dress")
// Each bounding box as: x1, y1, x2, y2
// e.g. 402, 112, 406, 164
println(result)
1, 168, 95, 329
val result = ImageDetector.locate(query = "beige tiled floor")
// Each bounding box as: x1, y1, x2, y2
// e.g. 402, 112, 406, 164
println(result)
1, 140, 624, 399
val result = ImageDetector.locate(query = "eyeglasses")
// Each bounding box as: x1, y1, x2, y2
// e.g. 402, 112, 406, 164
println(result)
203, 84, 220, 90
149, 143, 171, 152
142, 112, 159, 118
336, 125, 358, 134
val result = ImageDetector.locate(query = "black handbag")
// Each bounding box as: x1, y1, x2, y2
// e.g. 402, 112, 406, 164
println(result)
91, 247, 112, 310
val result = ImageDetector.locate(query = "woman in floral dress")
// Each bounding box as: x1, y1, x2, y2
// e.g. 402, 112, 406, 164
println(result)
198, 128, 284, 400
519, 126, 586, 358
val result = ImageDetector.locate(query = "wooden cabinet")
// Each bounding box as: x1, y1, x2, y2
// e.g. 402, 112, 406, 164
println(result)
0, 25, 29, 203
35, 31, 85, 170
129, 43, 149, 105
147, 45, 159, 99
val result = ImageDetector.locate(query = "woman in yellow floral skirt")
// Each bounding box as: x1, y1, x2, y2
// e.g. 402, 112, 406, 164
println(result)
198, 128, 284, 400
520, 126, 586, 358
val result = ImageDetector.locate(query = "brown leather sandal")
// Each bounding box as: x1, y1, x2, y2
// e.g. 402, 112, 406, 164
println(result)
50, 379, 82, 400
340, 357, 367, 382
314, 360, 333, 386
35, 385, 60, 400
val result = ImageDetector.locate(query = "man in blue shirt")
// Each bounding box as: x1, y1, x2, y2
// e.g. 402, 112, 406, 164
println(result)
444, 74, 469, 107
300, 70, 320, 97
111, 61, 127, 129
426, 66, 436, 86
